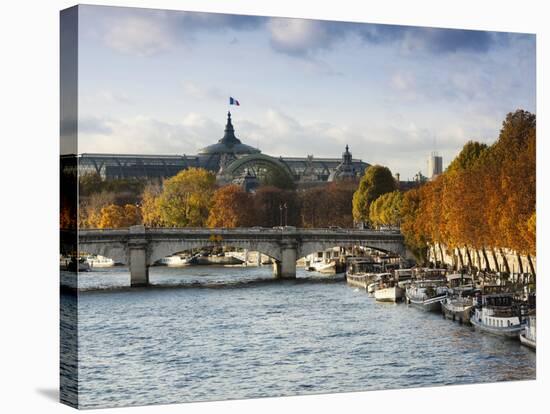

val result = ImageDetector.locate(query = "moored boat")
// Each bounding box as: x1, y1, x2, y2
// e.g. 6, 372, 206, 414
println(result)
345, 259, 381, 289
395, 268, 414, 287
307, 259, 337, 274
519, 315, 536, 350
405, 279, 448, 311
157, 254, 190, 267
441, 273, 477, 323
65, 256, 91, 272
373, 273, 404, 302
84, 254, 115, 268
442, 287, 478, 324
470, 288, 525, 338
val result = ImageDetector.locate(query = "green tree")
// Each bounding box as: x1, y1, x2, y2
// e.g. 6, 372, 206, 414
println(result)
352, 165, 396, 225
369, 190, 403, 228
158, 168, 217, 227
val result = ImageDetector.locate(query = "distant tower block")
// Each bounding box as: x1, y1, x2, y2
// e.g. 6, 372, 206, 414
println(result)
428, 151, 443, 180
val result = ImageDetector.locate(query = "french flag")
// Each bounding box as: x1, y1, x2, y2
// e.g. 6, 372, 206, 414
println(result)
229, 96, 240, 106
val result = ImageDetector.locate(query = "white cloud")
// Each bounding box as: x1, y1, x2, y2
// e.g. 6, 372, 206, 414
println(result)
103, 16, 173, 56
267, 18, 335, 56
78, 114, 220, 155
82, 89, 132, 106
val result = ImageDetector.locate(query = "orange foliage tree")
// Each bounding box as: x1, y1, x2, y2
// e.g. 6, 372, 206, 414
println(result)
207, 185, 254, 228
300, 181, 357, 228
98, 204, 142, 228
252, 186, 299, 227
400, 109, 536, 261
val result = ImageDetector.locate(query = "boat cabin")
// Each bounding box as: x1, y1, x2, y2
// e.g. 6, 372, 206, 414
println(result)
446, 273, 474, 288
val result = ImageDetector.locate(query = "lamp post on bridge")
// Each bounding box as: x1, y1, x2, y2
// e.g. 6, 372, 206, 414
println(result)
279, 202, 288, 227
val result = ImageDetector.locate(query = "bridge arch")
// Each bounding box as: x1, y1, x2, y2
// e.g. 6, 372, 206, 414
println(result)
78, 241, 128, 265
148, 239, 282, 265
298, 240, 407, 261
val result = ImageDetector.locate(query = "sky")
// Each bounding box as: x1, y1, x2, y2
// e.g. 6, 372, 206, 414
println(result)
74, 5, 536, 180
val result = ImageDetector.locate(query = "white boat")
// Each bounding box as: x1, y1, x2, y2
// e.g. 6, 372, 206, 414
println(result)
375, 286, 404, 302
519, 315, 536, 350
374, 274, 405, 302
368, 273, 404, 302
307, 258, 337, 274
470, 291, 524, 338
157, 255, 189, 267
84, 254, 114, 268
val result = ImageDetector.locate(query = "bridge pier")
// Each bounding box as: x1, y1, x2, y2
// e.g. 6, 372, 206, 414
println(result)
129, 225, 149, 287
273, 241, 297, 279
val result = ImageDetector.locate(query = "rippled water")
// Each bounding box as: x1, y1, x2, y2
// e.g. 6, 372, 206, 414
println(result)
61, 266, 535, 409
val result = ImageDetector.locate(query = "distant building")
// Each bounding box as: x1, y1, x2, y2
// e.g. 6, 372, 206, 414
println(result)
395, 171, 426, 192
74, 112, 370, 187
428, 151, 443, 180
328, 145, 358, 182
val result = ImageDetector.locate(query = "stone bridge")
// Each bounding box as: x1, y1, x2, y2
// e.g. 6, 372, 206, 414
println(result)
74, 226, 407, 286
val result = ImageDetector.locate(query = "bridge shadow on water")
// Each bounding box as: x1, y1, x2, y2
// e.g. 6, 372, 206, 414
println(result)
62, 274, 346, 295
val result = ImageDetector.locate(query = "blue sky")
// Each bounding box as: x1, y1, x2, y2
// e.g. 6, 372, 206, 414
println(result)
76, 5, 535, 180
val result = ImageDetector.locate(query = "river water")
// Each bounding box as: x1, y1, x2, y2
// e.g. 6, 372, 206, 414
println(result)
61, 265, 536, 409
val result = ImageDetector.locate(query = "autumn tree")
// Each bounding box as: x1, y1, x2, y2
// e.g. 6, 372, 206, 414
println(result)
157, 168, 217, 227
400, 109, 536, 261
299, 186, 329, 228
326, 181, 357, 227
299, 181, 357, 228
400, 187, 429, 262
98, 204, 141, 228
445, 141, 488, 174
207, 185, 254, 227
525, 212, 536, 255
352, 165, 396, 225
79, 191, 116, 228
140, 182, 164, 227
252, 186, 299, 227
79, 172, 146, 202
